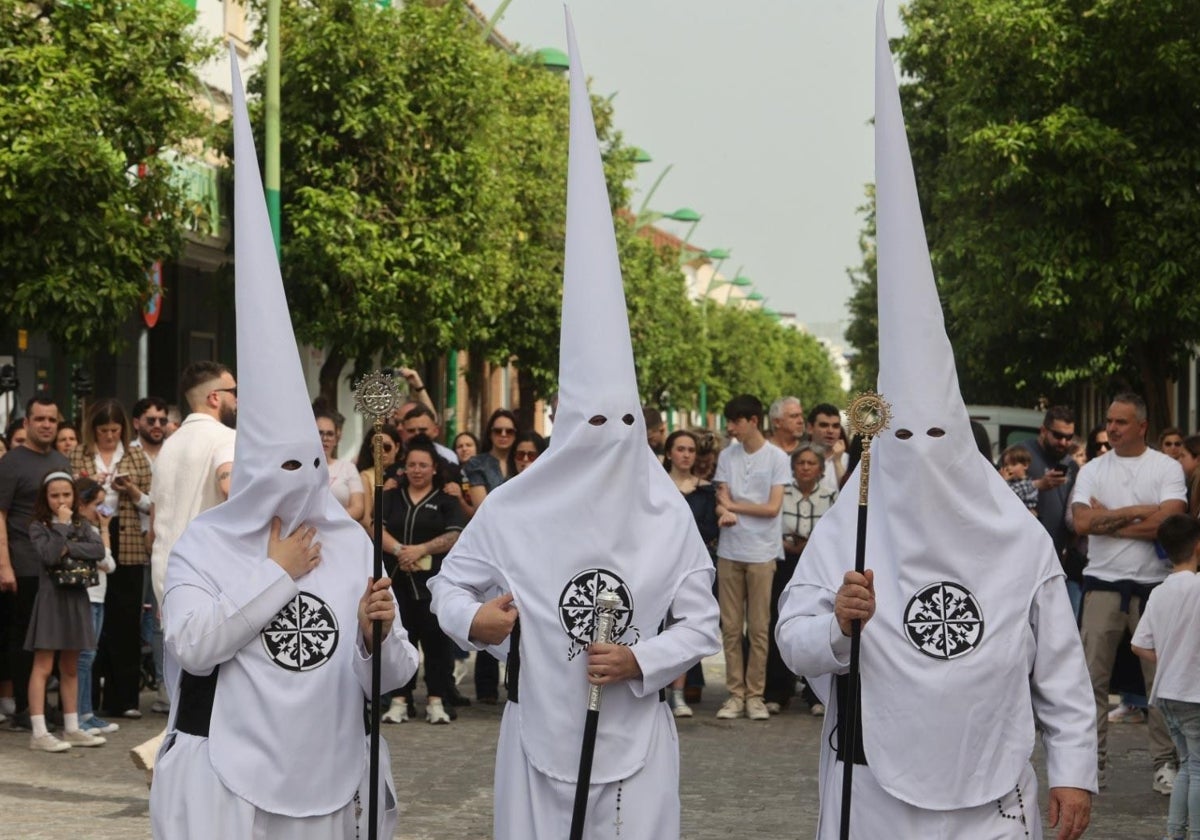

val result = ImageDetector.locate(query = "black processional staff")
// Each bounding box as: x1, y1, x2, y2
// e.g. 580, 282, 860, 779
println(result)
569, 590, 623, 840
353, 371, 403, 840
839, 391, 890, 840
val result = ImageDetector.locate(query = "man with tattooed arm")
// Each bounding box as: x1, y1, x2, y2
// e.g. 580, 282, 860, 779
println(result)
1071, 392, 1186, 794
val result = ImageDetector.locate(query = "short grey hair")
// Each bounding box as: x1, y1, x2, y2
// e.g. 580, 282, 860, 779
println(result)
1111, 392, 1147, 423
769, 396, 803, 423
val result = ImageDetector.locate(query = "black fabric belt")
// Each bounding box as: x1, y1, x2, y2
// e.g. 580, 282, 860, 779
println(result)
174, 667, 220, 737
833, 673, 868, 766
1082, 575, 1159, 614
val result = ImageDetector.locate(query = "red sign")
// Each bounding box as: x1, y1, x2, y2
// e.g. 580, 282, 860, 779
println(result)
144, 262, 163, 328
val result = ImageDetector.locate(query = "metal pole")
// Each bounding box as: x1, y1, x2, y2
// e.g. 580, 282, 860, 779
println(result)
265, 0, 281, 258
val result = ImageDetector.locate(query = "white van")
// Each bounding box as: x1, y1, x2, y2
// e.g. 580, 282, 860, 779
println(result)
966, 405, 1045, 463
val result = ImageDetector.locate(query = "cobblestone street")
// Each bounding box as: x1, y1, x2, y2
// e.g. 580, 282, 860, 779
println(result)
0, 658, 1164, 838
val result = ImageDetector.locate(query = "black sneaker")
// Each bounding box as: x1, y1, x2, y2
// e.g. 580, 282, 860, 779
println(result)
446, 687, 471, 707
8, 711, 31, 732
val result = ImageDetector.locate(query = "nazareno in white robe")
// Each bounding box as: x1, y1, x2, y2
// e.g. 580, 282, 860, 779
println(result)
430, 12, 719, 840
150, 50, 420, 840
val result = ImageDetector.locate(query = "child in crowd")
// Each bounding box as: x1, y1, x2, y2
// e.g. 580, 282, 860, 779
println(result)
1132, 514, 1200, 840
999, 445, 1038, 513
25, 471, 108, 751
74, 478, 118, 735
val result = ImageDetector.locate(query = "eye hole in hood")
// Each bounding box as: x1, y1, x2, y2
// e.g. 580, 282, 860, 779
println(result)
589, 415, 607, 426
281, 460, 302, 471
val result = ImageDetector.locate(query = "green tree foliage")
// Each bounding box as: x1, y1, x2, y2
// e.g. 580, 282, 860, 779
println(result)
0, 0, 214, 351
249, 0, 513, 400
845, 185, 878, 393
865, 0, 1200, 426
705, 302, 843, 413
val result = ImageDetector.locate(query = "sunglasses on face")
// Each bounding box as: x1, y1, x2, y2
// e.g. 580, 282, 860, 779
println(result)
1046, 429, 1073, 442
211, 387, 237, 398
319, 431, 338, 439
380, 443, 395, 453
491, 427, 515, 437
141, 417, 169, 426
515, 450, 538, 462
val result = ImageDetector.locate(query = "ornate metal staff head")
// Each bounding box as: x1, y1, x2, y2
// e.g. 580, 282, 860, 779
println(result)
353, 371, 402, 485
846, 391, 891, 505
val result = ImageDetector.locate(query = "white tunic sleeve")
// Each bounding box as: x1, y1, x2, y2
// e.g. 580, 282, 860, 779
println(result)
628, 566, 720, 697
351, 594, 421, 697
163, 559, 298, 676
1029, 578, 1099, 793
775, 582, 852, 677
429, 552, 507, 652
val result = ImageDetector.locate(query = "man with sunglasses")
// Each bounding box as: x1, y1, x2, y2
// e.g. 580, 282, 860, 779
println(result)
131, 397, 170, 464
1018, 407, 1080, 575
134, 361, 238, 783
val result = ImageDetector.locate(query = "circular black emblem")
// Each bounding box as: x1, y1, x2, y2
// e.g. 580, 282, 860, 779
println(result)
261, 592, 339, 671
558, 569, 637, 658
903, 581, 984, 660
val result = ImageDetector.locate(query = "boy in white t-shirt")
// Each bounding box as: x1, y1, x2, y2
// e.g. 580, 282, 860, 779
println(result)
1133, 514, 1200, 840
713, 394, 792, 722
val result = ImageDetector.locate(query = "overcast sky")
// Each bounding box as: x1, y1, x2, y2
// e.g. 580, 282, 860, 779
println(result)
472, 0, 904, 345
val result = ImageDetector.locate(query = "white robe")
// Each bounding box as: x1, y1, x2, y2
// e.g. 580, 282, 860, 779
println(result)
777, 575, 1093, 839
431, 548, 718, 840
152, 548, 418, 839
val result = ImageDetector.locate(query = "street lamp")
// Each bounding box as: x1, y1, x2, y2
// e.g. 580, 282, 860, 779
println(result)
535, 46, 569, 71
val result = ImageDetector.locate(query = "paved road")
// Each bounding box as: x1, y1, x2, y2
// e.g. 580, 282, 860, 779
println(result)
0, 659, 1165, 839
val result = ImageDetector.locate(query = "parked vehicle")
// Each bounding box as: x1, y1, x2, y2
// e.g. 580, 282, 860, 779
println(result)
966, 405, 1044, 463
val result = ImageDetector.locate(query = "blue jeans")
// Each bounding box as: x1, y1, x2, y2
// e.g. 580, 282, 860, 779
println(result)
77, 602, 104, 718
1160, 697, 1200, 840
1065, 579, 1083, 625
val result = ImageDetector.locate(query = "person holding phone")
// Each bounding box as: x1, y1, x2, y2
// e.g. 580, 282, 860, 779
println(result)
379, 435, 465, 725
68, 397, 153, 719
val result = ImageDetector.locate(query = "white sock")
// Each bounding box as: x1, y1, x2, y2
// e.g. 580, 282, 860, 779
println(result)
64, 712, 80, 733
31, 714, 48, 738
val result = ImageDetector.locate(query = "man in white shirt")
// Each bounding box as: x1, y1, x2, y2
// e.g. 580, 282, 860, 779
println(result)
808, 402, 849, 492
1072, 392, 1186, 793
132, 361, 237, 780
767, 396, 805, 457
714, 394, 792, 721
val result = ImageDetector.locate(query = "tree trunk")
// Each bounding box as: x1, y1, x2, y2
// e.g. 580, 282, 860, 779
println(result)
516, 367, 537, 432
1134, 338, 1173, 437
318, 348, 347, 415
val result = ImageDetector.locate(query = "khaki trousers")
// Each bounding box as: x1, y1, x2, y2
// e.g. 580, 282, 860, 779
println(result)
718, 558, 776, 701
1079, 588, 1176, 769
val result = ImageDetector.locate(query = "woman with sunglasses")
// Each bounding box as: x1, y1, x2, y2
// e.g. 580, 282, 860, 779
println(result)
315, 409, 365, 523
354, 424, 401, 533
463, 409, 519, 509
460, 409, 519, 702
512, 431, 546, 475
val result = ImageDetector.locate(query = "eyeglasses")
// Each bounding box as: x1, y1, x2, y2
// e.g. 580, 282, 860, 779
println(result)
1045, 429, 1073, 442
491, 427, 515, 437
141, 417, 169, 426
515, 450, 538, 462
211, 387, 237, 398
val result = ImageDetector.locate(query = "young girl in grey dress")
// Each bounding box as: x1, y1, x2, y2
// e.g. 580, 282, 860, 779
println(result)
25, 471, 108, 752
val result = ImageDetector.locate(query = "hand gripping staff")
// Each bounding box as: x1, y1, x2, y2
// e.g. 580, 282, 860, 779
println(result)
353, 371, 402, 840
568, 590, 623, 840
839, 391, 890, 840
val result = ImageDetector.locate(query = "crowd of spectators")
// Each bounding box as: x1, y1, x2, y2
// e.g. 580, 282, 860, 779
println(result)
2, 373, 1188, 828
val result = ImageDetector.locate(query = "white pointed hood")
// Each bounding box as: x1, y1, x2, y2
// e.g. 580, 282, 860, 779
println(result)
437, 9, 714, 784
222, 54, 332, 536
789, 4, 1062, 810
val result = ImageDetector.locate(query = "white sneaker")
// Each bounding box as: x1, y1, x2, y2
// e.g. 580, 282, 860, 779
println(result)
382, 698, 408, 724
122, 708, 142, 719
811, 703, 826, 717
425, 699, 451, 725
453, 659, 469, 686
746, 697, 770, 721
62, 728, 106, 747
764, 701, 782, 715
716, 698, 745, 720
670, 690, 693, 718
29, 732, 71, 753
1107, 703, 1147, 724
1154, 764, 1178, 795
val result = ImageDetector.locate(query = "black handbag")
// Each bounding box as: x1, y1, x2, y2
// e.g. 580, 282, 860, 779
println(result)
50, 555, 98, 589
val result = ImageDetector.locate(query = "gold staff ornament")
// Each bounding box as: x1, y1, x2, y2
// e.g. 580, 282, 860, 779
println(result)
846, 391, 891, 505
353, 371, 402, 485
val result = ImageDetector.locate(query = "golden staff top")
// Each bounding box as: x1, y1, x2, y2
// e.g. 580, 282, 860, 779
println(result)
845, 391, 891, 505
353, 371, 402, 486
